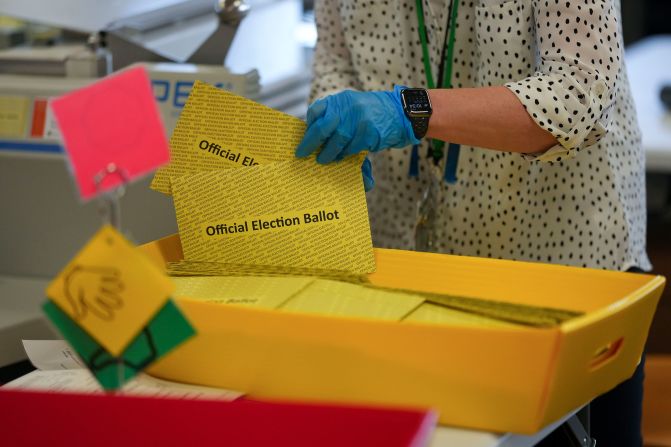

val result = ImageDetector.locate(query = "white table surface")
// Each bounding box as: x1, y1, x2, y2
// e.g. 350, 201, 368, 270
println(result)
430, 410, 574, 447
626, 35, 671, 172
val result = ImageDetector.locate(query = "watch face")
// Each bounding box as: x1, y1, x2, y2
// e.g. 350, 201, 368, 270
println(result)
401, 88, 432, 115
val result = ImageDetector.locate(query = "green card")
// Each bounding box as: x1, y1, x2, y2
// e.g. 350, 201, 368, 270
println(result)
43, 298, 196, 390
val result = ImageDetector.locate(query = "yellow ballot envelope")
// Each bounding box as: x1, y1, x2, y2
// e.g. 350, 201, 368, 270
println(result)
280, 279, 424, 321
151, 81, 305, 195
46, 226, 174, 356
173, 276, 313, 309
171, 155, 376, 274
139, 234, 665, 434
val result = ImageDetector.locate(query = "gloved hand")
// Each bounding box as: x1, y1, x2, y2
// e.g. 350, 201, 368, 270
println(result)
295, 85, 420, 164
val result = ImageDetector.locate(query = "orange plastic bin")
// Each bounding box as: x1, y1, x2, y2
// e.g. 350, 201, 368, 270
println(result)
141, 234, 665, 434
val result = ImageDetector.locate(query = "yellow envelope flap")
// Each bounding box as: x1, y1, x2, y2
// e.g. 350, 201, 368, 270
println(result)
281, 279, 424, 321
151, 81, 305, 195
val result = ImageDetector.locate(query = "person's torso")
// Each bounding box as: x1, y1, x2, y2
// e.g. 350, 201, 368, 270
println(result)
332, 0, 650, 270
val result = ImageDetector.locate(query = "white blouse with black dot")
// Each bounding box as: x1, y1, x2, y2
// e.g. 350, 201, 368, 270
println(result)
310, 0, 650, 271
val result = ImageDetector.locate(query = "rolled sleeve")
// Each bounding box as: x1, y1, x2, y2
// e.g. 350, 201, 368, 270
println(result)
505, 0, 621, 162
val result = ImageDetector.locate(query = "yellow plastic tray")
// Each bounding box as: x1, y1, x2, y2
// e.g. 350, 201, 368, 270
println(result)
141, 234, 665, 434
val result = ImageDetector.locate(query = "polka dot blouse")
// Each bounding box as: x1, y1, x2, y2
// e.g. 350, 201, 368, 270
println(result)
310, 0, 651, 271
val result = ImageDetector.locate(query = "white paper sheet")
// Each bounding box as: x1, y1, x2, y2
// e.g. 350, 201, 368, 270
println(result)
22, 340, 86, 371
6, 340, 243, 401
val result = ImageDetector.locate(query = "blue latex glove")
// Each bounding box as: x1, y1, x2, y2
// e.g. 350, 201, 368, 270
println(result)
361, 157, 374, 192
295, 85, 420, 164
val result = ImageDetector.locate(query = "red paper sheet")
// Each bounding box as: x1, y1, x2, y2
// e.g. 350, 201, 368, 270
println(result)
0, 390, 436, 447
50, 67, 170, 200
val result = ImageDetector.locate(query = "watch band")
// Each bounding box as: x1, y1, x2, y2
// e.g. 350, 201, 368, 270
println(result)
409, 116, 430, 140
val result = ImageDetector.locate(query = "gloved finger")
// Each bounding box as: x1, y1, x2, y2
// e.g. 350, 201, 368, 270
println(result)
306, 98, 327, 126
361, 157, 375, 191
295, 108, 340, 158
333, 149, 353, 162
342, 121, 380, 157
316, 129, 351, 164
333, 151, 346, 162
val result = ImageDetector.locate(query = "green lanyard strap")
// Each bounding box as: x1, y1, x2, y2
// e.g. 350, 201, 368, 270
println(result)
415, 0, 459, 90
414, 0, 459, 165
415, 0, 435, 89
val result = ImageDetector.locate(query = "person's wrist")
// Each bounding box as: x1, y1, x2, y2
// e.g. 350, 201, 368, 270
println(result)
425, 89, 443, 140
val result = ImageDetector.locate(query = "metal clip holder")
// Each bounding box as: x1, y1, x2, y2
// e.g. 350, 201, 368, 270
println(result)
93, 163, 129, 230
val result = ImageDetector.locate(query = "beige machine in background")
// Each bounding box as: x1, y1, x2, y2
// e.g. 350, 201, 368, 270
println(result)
0, 0, 314, 369
0, 0, 314, 276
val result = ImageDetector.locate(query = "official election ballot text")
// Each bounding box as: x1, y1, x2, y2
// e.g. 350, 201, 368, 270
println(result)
204, 209, 342, 237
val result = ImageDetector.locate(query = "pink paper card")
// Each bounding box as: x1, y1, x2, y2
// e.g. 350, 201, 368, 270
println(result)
50, 67, 170, 200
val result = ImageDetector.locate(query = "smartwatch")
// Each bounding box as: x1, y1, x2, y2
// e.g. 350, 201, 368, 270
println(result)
399, 88, 433, 139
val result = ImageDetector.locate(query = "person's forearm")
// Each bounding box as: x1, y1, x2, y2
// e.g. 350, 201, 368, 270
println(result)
427, 86, 557, 154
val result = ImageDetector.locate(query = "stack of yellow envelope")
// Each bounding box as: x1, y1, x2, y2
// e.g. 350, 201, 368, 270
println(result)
152, 81, 375, 276
152, 82, 582, 328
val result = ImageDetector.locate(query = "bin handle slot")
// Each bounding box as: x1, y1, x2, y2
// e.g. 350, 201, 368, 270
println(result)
589, 337, 623, 371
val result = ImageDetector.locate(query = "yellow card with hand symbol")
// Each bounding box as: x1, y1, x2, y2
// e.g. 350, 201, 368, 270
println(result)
46, 225, 174, 356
